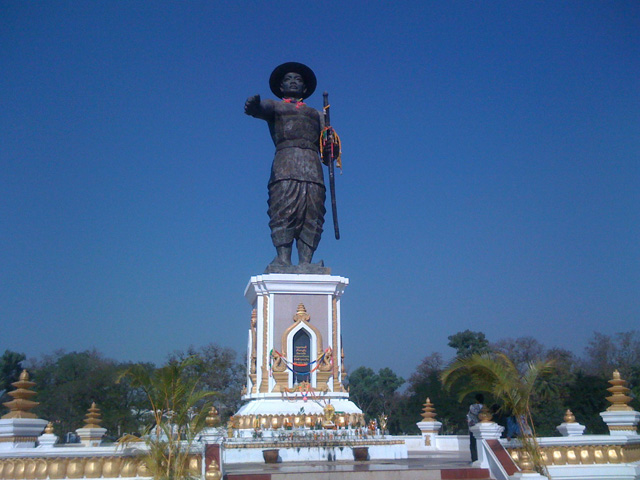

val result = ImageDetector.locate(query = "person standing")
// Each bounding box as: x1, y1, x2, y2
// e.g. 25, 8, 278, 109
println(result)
467, 393, 484, 462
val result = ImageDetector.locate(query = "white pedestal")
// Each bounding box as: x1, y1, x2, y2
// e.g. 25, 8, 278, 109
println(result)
75, 427, 107, 446
600, 410, 640, 435
416, 420, 442, 449
0, 418, 48, 450
37, 432, 58, 448
469, 421, 504, 468
556, 422, 585, 436
237, 274, 362, 425
200, 427, 226, 444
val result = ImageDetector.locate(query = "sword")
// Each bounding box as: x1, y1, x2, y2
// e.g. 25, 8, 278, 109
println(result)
323, 91, 340, 240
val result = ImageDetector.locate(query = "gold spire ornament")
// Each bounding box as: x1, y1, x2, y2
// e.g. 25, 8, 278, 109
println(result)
420, 398, 437, 421
83, 402, 103, 428
293, 303, 311, 323
45, 422, 55, 434
206, 406, 220, 427
205, 460, 222, 480
564, 409, 576, 423
479, 405, 493, 423
2, 370, 39, 419
606, 370, 633, 412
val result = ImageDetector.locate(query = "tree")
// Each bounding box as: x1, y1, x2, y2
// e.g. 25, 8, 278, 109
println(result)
167, 344, 244, 420
582, 331, 640, 413
120, 357, 216, 480
346, 366, 404, 425
398, 352, 468, 435
442, 352, 555, 475
28, 350, 146, 439
584, 331, 640, 379
493, 337, 545, 373
0, 350, 26, 401
567, 372, 609, 434
448, 330, 490, 359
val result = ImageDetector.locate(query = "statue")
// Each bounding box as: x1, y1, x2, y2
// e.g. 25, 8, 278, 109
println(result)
245, 62, 340, 273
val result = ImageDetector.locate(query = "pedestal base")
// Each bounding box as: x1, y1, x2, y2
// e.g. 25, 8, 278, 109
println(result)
600, 410, 640, 435
233, 397, 363, 433
556, 422, 586, 436
0, 418, 48, 450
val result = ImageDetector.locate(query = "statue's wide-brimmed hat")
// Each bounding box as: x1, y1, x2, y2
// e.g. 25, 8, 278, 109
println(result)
269, 62, 317, 99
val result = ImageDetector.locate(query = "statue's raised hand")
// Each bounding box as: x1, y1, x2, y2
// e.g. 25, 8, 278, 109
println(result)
244, 94, 261, 117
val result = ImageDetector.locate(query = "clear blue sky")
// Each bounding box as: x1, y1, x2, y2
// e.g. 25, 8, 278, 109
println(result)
2, 1, 638, 379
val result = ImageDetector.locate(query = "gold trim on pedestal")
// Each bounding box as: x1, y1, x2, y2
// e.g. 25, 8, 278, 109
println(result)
259, 296, 269, 393
280, 304, 323, 360
229, 412, 365, 432
332, 297, 339, 391
249, 309, 258, 393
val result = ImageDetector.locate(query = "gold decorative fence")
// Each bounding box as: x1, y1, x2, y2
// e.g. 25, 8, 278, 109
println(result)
0, 455, 201, 480
507, 443, 640, 466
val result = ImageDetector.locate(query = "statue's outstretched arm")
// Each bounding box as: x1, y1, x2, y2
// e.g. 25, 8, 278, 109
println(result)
244, 95, 274, 121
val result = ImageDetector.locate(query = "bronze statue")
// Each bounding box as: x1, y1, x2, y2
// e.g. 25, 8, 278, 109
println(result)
245, 62, 339, 273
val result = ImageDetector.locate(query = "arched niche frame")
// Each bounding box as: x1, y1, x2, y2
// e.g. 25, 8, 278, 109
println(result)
281, 303, 324, 386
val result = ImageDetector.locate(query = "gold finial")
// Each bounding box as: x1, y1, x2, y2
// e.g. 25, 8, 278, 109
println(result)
518, 450, 535, 473
83, 402, 103, 428
206, 406, 220, 427
606, 369, 633, 412
421, 397, 437, 421
479, 405, 493, 423
205, 460, 222, 480
2, 369, 39, 419
45, 422, 54, 434
293, 303, 311, 323
564, 409, 576, 423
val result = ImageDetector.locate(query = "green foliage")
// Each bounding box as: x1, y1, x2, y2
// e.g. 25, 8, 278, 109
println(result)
120, 356, 216, 480
28, 350, 146, 439
447, 330, 490, 358
0, 350, 26, 400
346, 366, 404, 427
567, 372, 609, 434
398, 353, 468, 434
167, 344, 244, 420
583, 331, 640, 410
441, 352, 555, 475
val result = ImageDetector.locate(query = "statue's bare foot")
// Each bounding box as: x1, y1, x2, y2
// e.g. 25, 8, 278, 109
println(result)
269, 255, 292, 267
270, 245, 292, 267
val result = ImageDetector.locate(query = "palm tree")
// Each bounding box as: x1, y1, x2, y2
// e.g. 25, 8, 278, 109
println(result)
441, 352, 555, 476
119, 357, 217, 480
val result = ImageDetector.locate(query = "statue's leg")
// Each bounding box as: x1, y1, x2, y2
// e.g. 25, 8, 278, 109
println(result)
297, 239, 313, 264
273, 244, 293, 266
268, 180, 301, 267
297, 183, 326, 265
